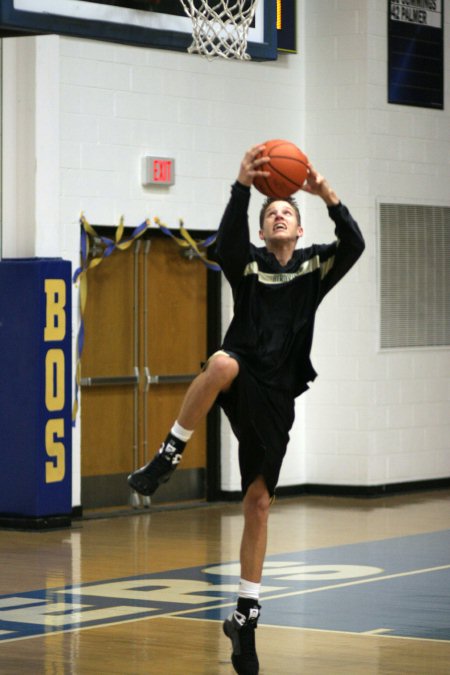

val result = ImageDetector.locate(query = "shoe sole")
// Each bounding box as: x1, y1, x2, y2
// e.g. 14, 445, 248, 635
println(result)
127, 470, 173, 497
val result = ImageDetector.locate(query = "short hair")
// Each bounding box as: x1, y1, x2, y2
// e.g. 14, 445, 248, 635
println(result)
259, 196, 301, 229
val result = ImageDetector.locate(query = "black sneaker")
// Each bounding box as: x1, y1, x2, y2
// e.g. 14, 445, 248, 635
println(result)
127, 440, 183, 496
223, 606, 260, 675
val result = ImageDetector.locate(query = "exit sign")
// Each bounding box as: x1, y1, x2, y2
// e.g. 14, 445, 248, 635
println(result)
142, 156, 175, 186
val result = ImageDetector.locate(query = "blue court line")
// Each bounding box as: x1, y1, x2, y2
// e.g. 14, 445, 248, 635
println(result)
0, 530, 448, 643
191, 530, 450, 640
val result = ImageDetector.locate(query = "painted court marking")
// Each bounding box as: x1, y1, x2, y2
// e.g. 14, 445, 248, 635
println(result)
0, 530, 448, 644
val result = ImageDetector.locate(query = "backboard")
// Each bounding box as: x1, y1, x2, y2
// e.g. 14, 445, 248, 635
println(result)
0, 0, 279, 60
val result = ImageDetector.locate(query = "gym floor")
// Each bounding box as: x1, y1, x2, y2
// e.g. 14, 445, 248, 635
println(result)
0, 490, 449, 674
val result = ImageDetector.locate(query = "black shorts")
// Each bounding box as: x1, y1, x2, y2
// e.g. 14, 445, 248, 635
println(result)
216, 354, 296, 497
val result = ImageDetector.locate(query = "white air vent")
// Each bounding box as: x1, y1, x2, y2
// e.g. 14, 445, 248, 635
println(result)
379, 203, 450, 349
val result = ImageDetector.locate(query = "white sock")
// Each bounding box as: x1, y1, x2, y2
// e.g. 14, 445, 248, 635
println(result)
238, 578, 261, 601
171, 421, 194, 443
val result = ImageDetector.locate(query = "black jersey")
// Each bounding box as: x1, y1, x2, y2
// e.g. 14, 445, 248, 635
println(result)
215, 181, 365, 397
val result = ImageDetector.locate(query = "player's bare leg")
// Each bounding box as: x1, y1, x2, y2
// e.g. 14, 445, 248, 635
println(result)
240, 476, 271, 582
128, 352, 239, 496
177, 352, 239, 429
223, 476, 269, 675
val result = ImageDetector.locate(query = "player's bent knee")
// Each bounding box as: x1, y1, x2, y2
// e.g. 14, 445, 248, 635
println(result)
205, 352, 239, 387
244, 479, 271, 517
245, 495, 271, 523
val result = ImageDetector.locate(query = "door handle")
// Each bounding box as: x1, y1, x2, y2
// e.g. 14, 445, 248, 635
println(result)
144, 370, 196, 385
81, 367, 139, 387
80, 369, 196, 387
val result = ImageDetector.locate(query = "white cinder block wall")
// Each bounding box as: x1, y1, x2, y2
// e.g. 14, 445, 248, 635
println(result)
294, 0, 450, 489
2, 0, 449, 506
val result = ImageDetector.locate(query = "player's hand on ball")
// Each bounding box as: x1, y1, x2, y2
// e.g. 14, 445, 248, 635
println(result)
302, 164, 339, 206
238, 145, 270, 187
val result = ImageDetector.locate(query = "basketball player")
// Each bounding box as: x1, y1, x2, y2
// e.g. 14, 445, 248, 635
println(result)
128, 144, 365, 675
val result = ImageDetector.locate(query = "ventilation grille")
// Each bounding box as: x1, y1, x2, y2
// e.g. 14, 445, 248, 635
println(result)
379, 203, 450, 349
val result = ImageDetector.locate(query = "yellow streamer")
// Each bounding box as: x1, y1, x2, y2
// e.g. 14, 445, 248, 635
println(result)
72, 213, 149, 422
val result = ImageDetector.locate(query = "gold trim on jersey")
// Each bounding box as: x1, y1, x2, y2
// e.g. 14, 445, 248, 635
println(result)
243, 253, 336, 285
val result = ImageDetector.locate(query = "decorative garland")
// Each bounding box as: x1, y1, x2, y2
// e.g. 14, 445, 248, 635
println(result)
72, 214, 149, 422
72, 214, 220, 422
154, 217, 220, 271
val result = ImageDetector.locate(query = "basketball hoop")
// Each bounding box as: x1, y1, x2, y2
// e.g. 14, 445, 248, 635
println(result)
179, 0, 260, 60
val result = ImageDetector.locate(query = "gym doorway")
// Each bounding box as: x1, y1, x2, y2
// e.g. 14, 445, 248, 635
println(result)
79, 228, 221, 509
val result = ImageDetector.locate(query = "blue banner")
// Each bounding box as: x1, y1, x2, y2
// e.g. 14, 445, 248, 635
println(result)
0, 259, 72, 519
388, 0, 444, 109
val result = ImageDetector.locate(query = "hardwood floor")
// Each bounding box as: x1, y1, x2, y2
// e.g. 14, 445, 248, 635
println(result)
0, 490, 449, 674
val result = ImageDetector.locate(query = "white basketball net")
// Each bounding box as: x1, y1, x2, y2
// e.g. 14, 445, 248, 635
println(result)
179, 0, 260, 60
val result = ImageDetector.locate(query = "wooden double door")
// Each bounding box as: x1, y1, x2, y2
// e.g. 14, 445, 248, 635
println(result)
80, 232, 219, 509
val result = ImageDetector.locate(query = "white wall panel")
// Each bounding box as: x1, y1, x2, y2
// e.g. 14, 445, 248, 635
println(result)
2, 0, 449, 505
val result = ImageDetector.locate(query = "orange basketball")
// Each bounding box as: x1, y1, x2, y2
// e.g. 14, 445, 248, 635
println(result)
253, 139, 309, 198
